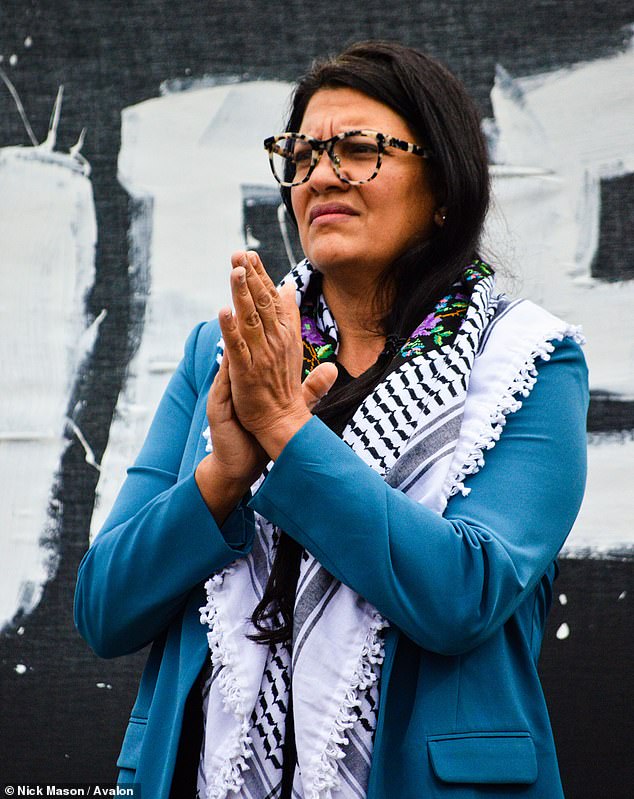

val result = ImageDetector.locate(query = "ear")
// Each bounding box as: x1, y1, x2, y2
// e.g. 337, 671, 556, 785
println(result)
434, 207, 447, 227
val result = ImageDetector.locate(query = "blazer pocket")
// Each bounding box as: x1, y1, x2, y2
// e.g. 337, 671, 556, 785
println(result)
116, 717, 147, 771
427, 731, 538, 785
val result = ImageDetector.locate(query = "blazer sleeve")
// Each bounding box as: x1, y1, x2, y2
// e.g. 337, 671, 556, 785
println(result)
249, 338, 588, 656
74, 322, 255, 659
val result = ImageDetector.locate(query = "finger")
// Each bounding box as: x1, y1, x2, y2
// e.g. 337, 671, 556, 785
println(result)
212, 353, 231, 402
220, 354, 239, 400
246, 250, 282, 313
230, 250, 250, 270
278, 282, 301, 338
302, 362, 338, 410
218, 305, 252, 370
207, 355, 232, 423
244, 251, 280, 334
230, 263, 268, 350
217, 354, 241, 419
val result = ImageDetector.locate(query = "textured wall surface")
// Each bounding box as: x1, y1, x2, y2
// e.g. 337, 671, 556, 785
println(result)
0, 1, 632, 795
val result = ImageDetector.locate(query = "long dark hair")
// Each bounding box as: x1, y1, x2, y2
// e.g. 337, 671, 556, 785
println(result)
249, 40, 490, 645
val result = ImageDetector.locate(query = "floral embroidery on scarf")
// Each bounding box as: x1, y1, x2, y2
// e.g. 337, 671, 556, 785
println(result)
400, 259, 493, 358
300, 298, 336, 378
299, 259, 494, 373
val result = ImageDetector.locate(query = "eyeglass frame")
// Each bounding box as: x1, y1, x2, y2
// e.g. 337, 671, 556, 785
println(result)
263, 129, 435, 188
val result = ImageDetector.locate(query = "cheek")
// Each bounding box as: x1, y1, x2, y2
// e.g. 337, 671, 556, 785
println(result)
375, 180, 435, 249
290, 190, 312, 255
290, 188, 306, 226
400, 175, 437, 238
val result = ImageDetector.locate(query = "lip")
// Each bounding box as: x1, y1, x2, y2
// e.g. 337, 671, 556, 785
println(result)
309, 203, 359, 225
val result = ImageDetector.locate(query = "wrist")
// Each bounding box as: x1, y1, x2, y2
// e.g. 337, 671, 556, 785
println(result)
255, 408, 313, 460
195, 455, 252, 525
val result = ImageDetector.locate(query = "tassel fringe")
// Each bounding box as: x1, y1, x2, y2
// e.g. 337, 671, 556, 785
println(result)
445, 326, 585, 499
199, 569, 255, 799
306, 612, 389, 799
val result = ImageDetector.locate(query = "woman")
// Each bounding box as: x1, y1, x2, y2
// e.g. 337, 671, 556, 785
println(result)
75, 41, 588, 798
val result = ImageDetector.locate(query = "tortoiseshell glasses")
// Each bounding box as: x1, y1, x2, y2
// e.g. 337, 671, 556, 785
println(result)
263, 129, 434, 188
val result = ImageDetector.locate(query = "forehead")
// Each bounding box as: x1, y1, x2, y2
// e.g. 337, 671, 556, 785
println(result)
299, 87, 415, 140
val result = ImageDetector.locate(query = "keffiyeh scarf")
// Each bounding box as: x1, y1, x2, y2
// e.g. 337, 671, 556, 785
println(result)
196, 258, 580, 799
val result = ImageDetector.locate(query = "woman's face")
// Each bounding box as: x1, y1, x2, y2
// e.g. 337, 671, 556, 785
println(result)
290, 87, 438, 285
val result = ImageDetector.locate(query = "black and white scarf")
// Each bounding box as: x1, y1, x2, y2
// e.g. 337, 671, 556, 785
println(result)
197, 259, 582, 799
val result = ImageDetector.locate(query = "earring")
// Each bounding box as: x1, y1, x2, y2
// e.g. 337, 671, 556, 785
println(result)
434, 209, 447, 226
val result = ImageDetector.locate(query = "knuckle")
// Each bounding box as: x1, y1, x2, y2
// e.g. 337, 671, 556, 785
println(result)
245, 310, 261, 328
256, 291, 272, 308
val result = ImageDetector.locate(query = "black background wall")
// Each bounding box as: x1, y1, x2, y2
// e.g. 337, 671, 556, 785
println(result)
0, 2, 632, 796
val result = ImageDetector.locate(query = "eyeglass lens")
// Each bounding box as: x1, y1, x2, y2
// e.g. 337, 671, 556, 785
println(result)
270, 133, 381, 186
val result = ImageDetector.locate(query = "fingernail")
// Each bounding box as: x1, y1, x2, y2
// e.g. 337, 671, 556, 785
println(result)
239, 254, 248, 268
237, 267, 246, 283
248, 251, 258, 267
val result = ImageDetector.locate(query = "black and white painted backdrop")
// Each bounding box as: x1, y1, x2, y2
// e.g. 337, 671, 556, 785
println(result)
0, 1, 632, 794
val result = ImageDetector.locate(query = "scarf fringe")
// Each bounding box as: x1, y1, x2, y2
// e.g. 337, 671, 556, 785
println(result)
200, 569, 254, 799
445, 325, 585, 500
307, 612, 389, 799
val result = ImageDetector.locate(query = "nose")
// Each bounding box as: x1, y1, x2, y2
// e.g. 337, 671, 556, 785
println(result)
306, 149, 347, 192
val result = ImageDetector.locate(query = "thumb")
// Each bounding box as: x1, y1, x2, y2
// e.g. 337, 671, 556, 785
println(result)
302, 362, 338, 410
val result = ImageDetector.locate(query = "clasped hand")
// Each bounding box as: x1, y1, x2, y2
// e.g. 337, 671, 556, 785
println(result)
196, 251, 337, 521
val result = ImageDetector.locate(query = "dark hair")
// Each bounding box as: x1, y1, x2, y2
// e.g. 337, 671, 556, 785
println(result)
250, 40, 490, 645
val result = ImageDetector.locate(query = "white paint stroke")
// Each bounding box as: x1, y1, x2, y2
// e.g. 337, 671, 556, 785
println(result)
0, 141, 97, 631
556, 623, 571, 640
91, 81, 293, 539
65, 418, 100, 471
484, 39, 634, 554
0, 65, 39, 146
487, 40, 634, 398
42, 86, 64, 152
565, 437, 634, 555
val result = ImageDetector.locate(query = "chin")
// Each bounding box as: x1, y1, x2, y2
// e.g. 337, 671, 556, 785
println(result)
305, 252, 356, 274
307, 244, 389, 281
303, 240, 358, 272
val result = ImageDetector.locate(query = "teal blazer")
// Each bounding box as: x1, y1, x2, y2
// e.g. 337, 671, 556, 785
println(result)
74, 319, 588, 798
